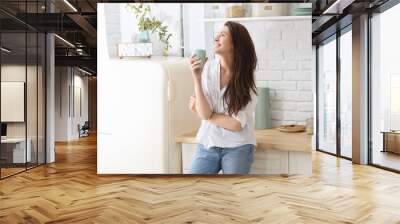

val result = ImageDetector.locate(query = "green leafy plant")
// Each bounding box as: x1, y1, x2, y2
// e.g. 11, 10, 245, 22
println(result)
126, 3, 172, 56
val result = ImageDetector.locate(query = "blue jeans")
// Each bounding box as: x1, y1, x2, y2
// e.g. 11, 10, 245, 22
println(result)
189, 144, 255, 174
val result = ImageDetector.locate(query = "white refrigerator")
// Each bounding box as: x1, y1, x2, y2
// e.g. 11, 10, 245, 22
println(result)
97, 56, 200, 174
97, 6, 200, 174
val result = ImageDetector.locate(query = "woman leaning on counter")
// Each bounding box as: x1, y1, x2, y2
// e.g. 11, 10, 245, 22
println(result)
188, 21, 258, 174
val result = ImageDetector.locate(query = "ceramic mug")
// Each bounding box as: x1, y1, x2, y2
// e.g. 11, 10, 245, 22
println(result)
192, 49, 206, 66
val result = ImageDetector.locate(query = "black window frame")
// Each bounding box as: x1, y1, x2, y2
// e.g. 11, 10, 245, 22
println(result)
315, 24, 352, 161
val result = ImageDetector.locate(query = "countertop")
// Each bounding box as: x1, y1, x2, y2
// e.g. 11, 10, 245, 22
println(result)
175, 128, 312, 152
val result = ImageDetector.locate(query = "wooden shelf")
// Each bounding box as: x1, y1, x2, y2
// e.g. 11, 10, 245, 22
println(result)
202, 16, 311, 22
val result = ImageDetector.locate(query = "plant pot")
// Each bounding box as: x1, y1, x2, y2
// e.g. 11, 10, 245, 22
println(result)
138, 30, 151, 43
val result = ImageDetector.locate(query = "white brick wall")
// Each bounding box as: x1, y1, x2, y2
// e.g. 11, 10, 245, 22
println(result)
104, 4, 121, 58
255, 71, 282, 80
241, 19, 313, 126
283, 71, 311, 81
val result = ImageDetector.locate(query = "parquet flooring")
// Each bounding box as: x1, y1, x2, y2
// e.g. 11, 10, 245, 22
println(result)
1, 167, 26, 178
0, 134, 400, 223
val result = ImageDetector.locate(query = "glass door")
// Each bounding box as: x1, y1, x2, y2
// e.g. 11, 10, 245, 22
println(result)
317, 36, 337, 155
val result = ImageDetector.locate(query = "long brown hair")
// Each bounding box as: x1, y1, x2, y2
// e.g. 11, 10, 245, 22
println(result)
223, 21, 257, 116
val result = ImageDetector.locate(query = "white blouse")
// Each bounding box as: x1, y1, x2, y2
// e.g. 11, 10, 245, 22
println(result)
196, 58, 258, 149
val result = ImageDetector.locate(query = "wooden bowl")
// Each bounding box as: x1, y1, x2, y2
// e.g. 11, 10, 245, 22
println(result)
277, 125, 305, 133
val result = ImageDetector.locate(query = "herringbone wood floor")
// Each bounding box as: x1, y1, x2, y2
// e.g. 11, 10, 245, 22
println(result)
1, 134, 400, 224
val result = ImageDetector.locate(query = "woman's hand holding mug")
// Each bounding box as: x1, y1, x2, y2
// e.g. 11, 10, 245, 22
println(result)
189, 49, 207, 80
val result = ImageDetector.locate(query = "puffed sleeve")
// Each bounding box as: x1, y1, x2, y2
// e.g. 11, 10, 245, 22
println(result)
231, 92, 258, 128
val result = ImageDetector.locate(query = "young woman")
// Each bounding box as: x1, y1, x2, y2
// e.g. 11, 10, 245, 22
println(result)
188, 21, 258, 174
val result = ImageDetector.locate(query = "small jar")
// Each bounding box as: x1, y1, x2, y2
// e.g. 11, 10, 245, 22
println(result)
226, 3, 245, 18
252, 3, 287, 17
305, 118, 314, 135
212, 4, 225, 18
244, 3, 252, 17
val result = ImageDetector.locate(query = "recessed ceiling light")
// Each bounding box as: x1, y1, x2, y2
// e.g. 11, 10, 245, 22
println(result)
322, 0, 353, 15
54, 34, 75, 48
63, 0, 78, 12
78, 67, 92, 76
1, 47, 11, 53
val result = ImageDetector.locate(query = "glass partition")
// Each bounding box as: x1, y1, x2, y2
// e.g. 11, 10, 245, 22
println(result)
1, 31, 28, 177
0, 1, 46, 179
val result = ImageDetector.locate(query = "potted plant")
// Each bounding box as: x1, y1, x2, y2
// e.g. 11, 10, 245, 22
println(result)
126, 3, 172, 56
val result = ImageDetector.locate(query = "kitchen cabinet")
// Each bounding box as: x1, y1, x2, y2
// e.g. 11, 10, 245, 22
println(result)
177, 128, 312, 176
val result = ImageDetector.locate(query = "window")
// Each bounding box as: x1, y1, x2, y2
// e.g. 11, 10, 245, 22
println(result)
316, 26, 353, 159
370, 2, 400, 171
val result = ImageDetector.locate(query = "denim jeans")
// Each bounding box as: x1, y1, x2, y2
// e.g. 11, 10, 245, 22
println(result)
189, 144, 255, 174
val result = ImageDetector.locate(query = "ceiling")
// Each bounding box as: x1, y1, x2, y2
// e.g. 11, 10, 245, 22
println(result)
0, 0, 99, 74
310, 0, 391, 44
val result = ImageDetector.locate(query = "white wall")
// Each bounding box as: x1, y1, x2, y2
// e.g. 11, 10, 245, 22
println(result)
55, 67, 89, 141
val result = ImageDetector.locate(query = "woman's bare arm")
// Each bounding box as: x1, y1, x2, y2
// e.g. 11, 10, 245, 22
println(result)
193, 77, 212, 119
189, 56, 212, 120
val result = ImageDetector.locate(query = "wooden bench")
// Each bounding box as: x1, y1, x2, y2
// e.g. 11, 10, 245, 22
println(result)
176, 128, 312, 176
